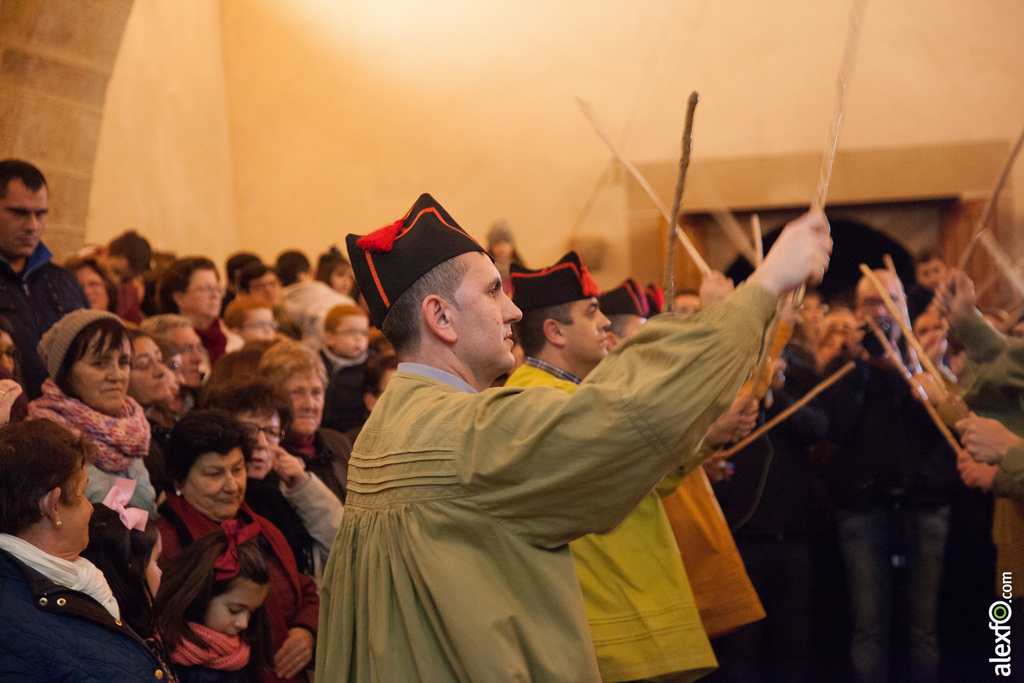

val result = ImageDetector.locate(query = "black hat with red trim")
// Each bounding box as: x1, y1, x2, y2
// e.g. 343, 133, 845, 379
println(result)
644, 283, 664, 315
346, 194, 486, 328
509, 251, 602, 311
598, 279, 649, 317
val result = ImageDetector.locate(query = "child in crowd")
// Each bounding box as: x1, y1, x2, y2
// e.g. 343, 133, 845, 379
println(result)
80, 479, 168, 661
223, 296, 279, 344
156, 526, 271, 682
320, 304, 371, 434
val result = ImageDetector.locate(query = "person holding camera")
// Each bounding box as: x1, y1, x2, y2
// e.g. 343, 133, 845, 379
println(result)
818, 269, 959, 683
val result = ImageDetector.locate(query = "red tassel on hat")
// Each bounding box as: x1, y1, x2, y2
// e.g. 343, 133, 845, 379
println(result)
357, 219, 404, 253
580, 266, 601, 298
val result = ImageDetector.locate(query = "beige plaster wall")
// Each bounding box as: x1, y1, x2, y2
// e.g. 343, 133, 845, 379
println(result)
86, 0, 237, 267
87, 0, 1024, 285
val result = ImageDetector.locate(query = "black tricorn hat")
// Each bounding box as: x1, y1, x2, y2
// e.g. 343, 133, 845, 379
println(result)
598, 279, 649, 317
510, 251, 601, 312
346, 194, 486, 328
644, 284, 664, 315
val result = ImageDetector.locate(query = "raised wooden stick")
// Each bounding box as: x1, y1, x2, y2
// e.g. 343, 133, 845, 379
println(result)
859, 264, 948, 398
866, 320, 963, 455
720, 361, 855, 458
977, 230, 1024, 302
664, 92, 701, 310
575, 97, 711, 277
958, 124, 1024, 270
751, 213, 763, 266
882, 254, 923, 374
812, 0, 867, 213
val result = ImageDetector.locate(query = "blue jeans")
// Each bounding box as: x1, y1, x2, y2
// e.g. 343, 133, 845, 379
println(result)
836, 504, 950, 683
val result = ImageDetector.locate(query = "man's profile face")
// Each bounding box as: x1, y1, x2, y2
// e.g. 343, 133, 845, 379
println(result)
451, 252, 522, 384
560, 297, 611, 376
0, 179, 47, 265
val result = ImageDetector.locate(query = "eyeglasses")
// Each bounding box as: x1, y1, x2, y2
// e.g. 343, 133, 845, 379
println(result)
188, 284, 225, 296
166, 359, 183, 373
242, 422, 283, 443
243, 320, 279, 330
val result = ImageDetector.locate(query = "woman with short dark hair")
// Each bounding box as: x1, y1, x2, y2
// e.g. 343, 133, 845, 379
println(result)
156, 408, 319, 682
0, 419, 170, 680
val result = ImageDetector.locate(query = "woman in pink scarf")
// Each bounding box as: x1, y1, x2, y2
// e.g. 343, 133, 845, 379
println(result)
29, 309, 154, 513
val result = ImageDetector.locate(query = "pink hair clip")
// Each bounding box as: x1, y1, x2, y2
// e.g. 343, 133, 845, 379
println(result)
101, 478, 149, 532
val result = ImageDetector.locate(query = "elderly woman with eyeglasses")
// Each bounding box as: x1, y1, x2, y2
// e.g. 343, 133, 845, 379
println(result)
204, 380, 343, 582
0, 419, 170, 680
28, 309, 156, 514
156, 257, 243, 366
127, 331, 183, 498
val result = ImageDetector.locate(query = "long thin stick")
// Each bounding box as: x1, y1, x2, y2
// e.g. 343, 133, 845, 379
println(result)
576, 97, 711, 276
882, 254, 923, 375
859, 264, 948, 397
751, 213, 763, 266
867, 321, 963, 455
720, 361, 855, 458
664, 92, 701, 310
812, 0, 867, 213
958, 125, 1024, 269
977, 230, 1024, 302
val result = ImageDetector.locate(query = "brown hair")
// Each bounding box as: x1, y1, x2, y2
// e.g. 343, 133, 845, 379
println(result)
257, 339, 327, 389
323, 304, 367, 334
0, 420, 95, 535
223, 295, 273, 330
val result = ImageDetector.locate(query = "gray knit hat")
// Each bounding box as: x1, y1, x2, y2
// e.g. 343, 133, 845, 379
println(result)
37, 309, 121, 379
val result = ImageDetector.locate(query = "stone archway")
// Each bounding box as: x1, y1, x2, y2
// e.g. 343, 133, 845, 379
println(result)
0, 0, 135, 258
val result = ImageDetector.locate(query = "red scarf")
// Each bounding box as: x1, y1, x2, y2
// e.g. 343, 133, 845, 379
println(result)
162, 494, 306, 598
171, 622, 250, 671
28, 379, 150, 473
194, 320, 228, 365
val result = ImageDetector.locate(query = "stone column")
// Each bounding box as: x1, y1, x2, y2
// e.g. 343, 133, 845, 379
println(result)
0, 0, 134, 259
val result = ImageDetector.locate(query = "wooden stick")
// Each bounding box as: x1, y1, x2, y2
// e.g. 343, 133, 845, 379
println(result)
664, 92, 701, 310
811, 0, 867, 213
977, 230, 1024, 302
720, 361, 856, 458
858, 264, 949, 398
751, 213, 763, 266
882, 254, 923, 374
866, 321, 964, 455
958, 124, 1024, 270
575, 97, 711, 277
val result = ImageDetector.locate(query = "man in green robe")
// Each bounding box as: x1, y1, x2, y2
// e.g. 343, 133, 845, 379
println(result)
317, 193, 831, 681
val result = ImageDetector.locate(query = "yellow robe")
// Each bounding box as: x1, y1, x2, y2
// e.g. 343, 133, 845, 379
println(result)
506, 363, 717, 682
316, 283, 776, 682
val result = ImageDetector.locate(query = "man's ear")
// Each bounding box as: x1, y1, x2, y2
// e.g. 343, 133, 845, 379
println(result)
422, 294, 458, 344
542, 317, 566, 348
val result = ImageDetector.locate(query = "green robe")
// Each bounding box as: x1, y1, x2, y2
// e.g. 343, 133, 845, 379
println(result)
316, 283, 776, 681
952, 313, 1024, 596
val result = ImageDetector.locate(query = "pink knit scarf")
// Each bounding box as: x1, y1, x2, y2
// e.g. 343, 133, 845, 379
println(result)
28, 379, 151, 474
171, 622, 250, 671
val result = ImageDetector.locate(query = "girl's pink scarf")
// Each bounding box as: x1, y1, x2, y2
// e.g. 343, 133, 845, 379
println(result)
171, 622, 250, 671
29, 379, 150, 473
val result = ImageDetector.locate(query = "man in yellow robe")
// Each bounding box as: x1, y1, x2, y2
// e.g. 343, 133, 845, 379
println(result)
316, 193, 831, 681
506, 271, 717, 682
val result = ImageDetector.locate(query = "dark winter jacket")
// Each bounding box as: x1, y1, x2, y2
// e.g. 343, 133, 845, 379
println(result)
0, 548, 170, 681
0, 244, 89, 399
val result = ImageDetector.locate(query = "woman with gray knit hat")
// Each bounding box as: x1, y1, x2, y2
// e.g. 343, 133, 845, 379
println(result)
28, 308, 155, 513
